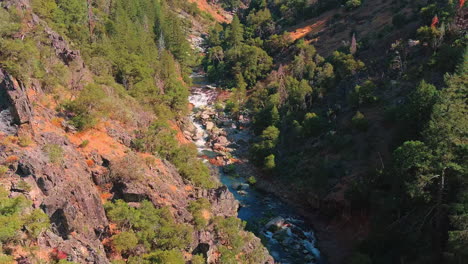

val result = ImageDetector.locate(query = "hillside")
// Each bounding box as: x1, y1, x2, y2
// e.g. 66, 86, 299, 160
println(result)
0, 0, 273, 263
200, 0, 467, 263
0, 0, 467, 263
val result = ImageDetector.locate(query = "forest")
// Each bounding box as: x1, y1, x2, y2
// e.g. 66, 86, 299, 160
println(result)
202, 0, 467, 263
0, 0, 466, 263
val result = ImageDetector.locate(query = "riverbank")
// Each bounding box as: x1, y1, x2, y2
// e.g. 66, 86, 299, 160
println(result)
184, 78, 360, 263
255, 177, 361, 264
187, 84, 327, 264
224, 140, 359, 264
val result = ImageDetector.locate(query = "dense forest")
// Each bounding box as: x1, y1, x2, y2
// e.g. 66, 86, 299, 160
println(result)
0, 0, 466, 263
202, 0, 467, 263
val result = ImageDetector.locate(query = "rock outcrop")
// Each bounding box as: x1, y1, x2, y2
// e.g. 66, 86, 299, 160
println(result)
0, 69, 33, 125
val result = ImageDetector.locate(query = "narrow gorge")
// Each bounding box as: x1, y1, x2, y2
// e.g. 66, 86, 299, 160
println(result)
187, 74, 324, 264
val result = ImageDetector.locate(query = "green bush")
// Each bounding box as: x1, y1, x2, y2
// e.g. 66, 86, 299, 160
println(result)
43, 144, 64, 164
0, 39, 40, 82
191, 254, 206, 264
0, 187, 32, 243
79, 140, 89, 148
138, 250, 185, 264
247, 176, 257, 185
18, 135, 33, 147
251, 126, 280, 166
213, 216, 246, 250
23, 209, 50, 238
105, 200, 193, 253
264, 154, 276, 170
15, 180, 32, 192
351, 111, 369, 131
188, 198, 211, 229
133, 120, 215, 188
330, 51, 365, 79
62, 84, 106, 130
349, 80, 378, 107
0, 254, 14, 264
112, 231, 138, 252
345, 0, 362, 10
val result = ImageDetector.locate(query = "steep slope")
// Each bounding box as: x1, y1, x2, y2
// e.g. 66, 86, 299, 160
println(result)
0, 0, 272, 263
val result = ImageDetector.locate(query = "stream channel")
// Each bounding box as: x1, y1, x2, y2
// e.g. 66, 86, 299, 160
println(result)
188, 73, 326, 264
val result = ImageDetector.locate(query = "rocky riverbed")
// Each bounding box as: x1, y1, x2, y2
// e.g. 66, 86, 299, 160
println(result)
184, 77, 326, 264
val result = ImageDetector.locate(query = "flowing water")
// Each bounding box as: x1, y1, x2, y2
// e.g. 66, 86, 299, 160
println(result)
188, 75, 325, 264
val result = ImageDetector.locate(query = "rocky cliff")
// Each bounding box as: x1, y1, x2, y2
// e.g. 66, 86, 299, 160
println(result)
0, 0, 272, 263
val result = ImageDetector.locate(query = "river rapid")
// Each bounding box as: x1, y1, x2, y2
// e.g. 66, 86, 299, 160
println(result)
188, 74, 325, 264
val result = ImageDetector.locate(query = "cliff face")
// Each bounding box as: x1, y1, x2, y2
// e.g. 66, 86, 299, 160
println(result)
0, 1, 272, 263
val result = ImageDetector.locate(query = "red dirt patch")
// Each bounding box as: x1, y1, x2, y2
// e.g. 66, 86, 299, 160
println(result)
168, 120, 191, 145
289, 19, 328, 41
69, 123, 127, 159
188, 0, 231, 23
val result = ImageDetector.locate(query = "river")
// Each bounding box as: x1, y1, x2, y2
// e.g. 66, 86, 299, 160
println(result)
188, 74, 325, 264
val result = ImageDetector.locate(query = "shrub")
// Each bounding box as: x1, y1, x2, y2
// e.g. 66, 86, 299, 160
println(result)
349, 80, 378, 107
0, 254, 14, 264
79, 139, 89, 148
134, 120, 215, 188
0, 38, 40, 82
142, 250, 185, 264
213, 216, 247, 252
352, 111, 369, 131
188, 198, 211, 229
62, 84, 107, 130
264, 154, 276, 170
0, 187, 31, 242
251, 126, 280, 165
43, 144, 64, 164
191, 254, 206, 264
112, 231, 138, 252
23, 209, 50, 238
330, 51, 365, 79
15, 180, 32, 192
247, 176, 257, 185
18, 135, 33, 147
110, 153, 145, 181
0, 166, 8, 177
105, 200, 193, 253
417, 26, 442, 48
346, 0, 362, 10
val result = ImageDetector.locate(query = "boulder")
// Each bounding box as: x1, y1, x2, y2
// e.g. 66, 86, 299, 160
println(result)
215, 136, 229, 146
197, 186, 239, 217
205, 121, 214, 130
265, 216, 285, 231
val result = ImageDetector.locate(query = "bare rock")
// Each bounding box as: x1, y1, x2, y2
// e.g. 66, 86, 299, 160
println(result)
0, 69, 33, 125
205, 121, 215, 131
198, 186, 239, 217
